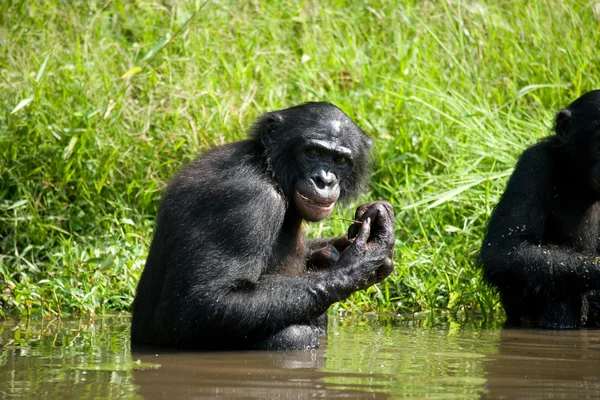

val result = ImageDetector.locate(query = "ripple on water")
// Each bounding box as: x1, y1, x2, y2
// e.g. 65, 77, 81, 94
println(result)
1, 315, 600, 399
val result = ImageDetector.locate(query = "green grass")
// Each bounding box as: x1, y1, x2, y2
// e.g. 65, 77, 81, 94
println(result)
1, 0, 599, 318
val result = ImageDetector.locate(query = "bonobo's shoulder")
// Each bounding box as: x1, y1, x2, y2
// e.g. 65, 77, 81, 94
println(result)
162, 139, 285, 219
520, 136, 558, 158
193, 140, 262, 172
515, 136, 559, 169
200, 140, 259, 165
170, 140, 268, 188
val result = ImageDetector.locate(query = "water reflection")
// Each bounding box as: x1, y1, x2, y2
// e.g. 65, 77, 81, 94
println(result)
131, 316, 499, 398
484, 329, 600, 399
0, 316, 138, 399
133, 342, 388, 399
0, 315, 599, 399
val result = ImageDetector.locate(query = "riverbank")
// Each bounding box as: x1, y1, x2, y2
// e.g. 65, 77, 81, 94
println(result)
1, 1, 598, 316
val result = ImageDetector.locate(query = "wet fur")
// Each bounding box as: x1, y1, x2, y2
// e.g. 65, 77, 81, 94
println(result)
481, 90, 600, 328
131, 102, 377, 349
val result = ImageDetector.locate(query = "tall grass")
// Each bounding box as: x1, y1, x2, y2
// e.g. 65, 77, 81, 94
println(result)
1, 0, 599, 317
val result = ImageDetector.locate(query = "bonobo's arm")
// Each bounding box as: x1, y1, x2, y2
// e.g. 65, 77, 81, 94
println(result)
481, 144, 600, 295
164, 198, 395, 342
225, 201, 394, 338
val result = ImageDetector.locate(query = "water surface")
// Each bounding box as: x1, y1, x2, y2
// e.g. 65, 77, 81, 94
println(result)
0, 315, 599, 399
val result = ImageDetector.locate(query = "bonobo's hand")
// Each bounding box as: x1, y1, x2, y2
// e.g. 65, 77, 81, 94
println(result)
308, 237, 353, 270
309, 246, 341, 270
339, 201, 395, 289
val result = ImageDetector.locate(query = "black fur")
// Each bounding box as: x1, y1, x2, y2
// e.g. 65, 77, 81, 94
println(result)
481, 90, 600, 328
131, 102, 395, 349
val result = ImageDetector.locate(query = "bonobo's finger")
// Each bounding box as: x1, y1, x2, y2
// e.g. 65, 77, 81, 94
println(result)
317, 246, 340, 263
378, 205, 395, 233
354, 202, 376, 221
377, 201, 394, 220
364, 204, 395, 246
376, 257, 394, 281
372, 202, 394, 227
359, 207, 384, 242
321, 246, 341, 262
347, 223, 359, 240
350, 202, 394, 240
348, 204, 373, 239
358, 201, 393, 223
363, 257, 394, 289
309, 246, 341, 270
352, 217, 371, 248
378, 211, 395, 241
332, 236, 353, 252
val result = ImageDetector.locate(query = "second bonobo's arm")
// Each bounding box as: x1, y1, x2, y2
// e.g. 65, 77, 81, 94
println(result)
481, 145, 600, 294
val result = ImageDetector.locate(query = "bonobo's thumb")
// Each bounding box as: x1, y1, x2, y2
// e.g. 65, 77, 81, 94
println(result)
354, 217, 371, 247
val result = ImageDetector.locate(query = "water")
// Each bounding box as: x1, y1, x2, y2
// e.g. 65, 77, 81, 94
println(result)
0, 315, 599, 399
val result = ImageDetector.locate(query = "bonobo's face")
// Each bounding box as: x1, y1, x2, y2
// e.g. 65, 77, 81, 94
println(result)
294, 137, 351, 221
254, 102, 372, 221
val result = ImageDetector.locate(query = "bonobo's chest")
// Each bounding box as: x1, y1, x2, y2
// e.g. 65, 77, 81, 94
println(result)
267, 224, 306, 276
546, 192, 600, 252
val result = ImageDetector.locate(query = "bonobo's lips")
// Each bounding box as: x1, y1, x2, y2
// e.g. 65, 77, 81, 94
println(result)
294, 191, 336, 222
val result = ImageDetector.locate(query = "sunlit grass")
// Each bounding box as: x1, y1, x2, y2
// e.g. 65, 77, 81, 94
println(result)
1, 0, 599, 318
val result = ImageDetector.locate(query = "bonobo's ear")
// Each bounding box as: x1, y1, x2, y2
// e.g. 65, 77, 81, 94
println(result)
365, 136, 373, 148
258, 112, 284, 149
555, 109, 572, 141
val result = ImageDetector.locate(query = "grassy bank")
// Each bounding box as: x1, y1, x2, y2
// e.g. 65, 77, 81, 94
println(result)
1, 0, 599, 318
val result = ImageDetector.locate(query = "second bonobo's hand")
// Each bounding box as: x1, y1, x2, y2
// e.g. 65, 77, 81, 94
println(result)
340, 201, 395, 289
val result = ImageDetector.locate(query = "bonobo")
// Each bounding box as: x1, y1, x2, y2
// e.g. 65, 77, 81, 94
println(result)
131, 102, 395, 349
481, 90, 600, 328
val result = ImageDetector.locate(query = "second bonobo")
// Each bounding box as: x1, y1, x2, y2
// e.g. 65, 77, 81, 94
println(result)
131, 102, 395, 350
481, 90, 600, 328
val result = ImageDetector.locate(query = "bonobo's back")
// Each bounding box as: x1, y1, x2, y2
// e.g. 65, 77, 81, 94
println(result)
131, 139, 279, 346
480, 90, 600, 328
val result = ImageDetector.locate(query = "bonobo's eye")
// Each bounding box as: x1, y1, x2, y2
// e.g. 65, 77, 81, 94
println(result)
306, 148, 323, 158
334, 155, 349, 165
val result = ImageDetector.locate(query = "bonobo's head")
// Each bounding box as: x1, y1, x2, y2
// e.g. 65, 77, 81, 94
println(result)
252, 102, 373, 221
555, 89, 600, 195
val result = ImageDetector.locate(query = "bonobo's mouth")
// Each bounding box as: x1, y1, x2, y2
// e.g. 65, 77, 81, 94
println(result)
294, 191, 336, 222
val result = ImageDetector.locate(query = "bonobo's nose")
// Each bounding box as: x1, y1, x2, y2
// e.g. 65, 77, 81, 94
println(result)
312, 170, 337, 190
